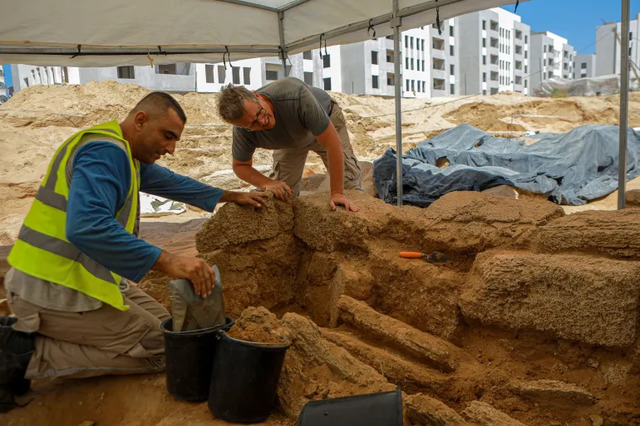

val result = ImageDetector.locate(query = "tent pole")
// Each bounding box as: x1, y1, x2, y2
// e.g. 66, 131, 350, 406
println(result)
279, 11, 288, 77
392, 0, 403, 206
619, 0, 630, 209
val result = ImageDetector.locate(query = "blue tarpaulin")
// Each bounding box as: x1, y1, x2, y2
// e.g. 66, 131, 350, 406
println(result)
373, 124, 640, 207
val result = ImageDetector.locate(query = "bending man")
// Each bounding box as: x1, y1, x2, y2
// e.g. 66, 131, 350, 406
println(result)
217, 77, 362, 212
0, 92, 267, 412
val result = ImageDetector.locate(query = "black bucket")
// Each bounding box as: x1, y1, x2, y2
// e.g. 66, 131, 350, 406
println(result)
208, 331, 289, 423
298, 388, 403, 426
160, 316, 235, 402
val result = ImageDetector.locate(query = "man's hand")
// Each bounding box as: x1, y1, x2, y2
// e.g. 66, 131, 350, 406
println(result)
330, 193, 359, 212
221, 191, 269, 208
153, 251, 215, 298
264, 180, 293, 202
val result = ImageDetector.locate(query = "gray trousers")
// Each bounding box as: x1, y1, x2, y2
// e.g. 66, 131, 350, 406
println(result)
269, 102, 363, 195
9, 284, 169, 379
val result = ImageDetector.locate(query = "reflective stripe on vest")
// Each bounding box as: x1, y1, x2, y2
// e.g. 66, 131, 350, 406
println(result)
8, 121, 140, 311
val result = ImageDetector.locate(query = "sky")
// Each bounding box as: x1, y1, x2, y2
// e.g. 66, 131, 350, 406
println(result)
501, 0, 640, 55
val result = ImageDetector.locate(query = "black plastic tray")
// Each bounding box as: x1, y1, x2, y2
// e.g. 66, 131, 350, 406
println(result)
298, 387, 403, 426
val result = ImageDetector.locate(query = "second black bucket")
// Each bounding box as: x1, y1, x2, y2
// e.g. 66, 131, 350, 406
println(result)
208, 331, 289, 423
160, 316, 234, 402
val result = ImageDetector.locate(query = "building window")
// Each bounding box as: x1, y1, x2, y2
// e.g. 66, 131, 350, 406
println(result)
525, 35, 528, 43
410, 37, 414, 49
450, 84, 455, 95
157, 64, 177, 74
482, 38, 486, 48
421, 60, 425, 70
483, 89, 487, 95
371, 51, 378, 65
417, 60, 420, 71
372, 75, 379, 89
304, 71, 313, 85
422, 81, 425, 92
482, 20, 486, 30
405, 35, 409, 48
411, 80, 415, 92
323, 55, 331, 68
232, 67, 240, 84
449, 25, 454, 37
433, 78, 445, 90
411, 58, 414, 70
450, 64, 455, 75
217, 66, 226, 83
405, 58, 409, 68
243, 67, 251, 85
387, 73, 395, 86
205, 65, 214, 83
421, 39, 425, 51
450, 45, 454, 56
406, 80, 410, 91
482, 55, 486, 65
433, 38, 444, 50
524, 80, 528, 88
581, 62, 587, 69
266, 70, 278, 80
482, 72, 486, 82
303, 50, 312, 60
117, 66, 135, 79
386, 49, 394, 63
323, 77, 332, 90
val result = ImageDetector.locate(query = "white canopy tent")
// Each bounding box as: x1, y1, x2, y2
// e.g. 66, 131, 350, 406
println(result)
1, 0, 519, 66
1, 0, 632, 208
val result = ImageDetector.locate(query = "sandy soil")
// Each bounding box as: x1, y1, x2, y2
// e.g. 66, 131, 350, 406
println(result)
1, 82, 640, 425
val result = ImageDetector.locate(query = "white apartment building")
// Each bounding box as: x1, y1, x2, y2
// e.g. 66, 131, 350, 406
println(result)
529, 31, 575, 93
458, 7, 530, 95
595, 15, 640, 77
574, 54, 596, 79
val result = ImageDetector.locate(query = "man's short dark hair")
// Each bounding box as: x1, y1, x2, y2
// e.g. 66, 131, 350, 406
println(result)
131, 91, 187, 123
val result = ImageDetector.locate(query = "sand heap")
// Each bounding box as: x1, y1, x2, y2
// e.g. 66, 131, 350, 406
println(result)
3, 81, 640, 425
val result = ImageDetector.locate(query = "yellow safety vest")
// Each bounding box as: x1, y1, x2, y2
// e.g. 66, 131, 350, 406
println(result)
8, 120, 140, 311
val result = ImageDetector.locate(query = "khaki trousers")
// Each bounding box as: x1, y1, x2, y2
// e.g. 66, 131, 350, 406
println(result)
269, 102, 363, 195
8, 284, 169, 379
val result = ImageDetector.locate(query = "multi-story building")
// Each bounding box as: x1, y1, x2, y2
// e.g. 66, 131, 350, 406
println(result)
595, 15, 640, 77
574, 54, 596, 79
458, 7, 530, 95
3, 64, 79, 96
529, 31, 575, 92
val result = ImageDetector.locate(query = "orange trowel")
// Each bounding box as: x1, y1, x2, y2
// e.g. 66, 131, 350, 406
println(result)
399, 251, 450, 263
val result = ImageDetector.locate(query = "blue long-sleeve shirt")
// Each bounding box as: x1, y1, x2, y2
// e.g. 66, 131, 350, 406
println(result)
66, 142, 224, 282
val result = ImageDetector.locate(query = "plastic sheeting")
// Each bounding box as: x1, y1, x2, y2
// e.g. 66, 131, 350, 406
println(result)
373, 124, 640, 207
535, 75, 639, 97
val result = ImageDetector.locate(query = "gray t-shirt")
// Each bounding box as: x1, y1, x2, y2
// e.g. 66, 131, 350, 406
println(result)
232, 77, 332, 162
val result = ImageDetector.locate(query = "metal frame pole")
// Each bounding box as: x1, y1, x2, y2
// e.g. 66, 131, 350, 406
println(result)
619, 0, 630, 209
392, 0, 403, 206
279, 11, 288, 77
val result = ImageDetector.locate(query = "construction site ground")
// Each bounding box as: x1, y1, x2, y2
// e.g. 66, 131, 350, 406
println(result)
1, 82, 640, 425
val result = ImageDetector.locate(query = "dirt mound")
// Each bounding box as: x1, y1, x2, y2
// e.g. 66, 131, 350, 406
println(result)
444, 93, 640, 134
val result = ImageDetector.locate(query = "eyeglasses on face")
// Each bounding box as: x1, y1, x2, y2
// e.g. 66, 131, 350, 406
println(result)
248, 102, 266, 130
